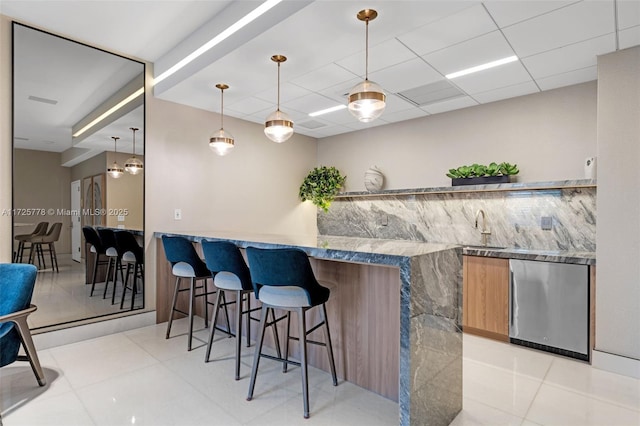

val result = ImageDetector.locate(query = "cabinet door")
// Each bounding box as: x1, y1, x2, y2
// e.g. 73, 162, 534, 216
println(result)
463, 256, 509, 341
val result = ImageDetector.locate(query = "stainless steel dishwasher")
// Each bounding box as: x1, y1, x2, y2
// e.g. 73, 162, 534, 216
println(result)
509, 259, 589, 361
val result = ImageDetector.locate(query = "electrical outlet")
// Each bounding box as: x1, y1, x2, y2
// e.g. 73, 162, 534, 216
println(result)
541, 216, 552, 230
174, 209, 182, 220
117, 215, 125, 222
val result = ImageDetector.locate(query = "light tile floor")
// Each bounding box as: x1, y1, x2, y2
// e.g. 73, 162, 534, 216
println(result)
1, 320, 639, 425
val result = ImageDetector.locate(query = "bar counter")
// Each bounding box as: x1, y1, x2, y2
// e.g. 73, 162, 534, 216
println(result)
154, 231, 462, 426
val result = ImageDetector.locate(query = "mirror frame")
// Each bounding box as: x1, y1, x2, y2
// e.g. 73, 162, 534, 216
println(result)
11, 21, 146, 330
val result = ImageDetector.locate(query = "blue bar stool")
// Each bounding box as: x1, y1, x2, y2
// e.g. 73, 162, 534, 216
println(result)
202, 240, 282, 380
245, 247, 338, 419
162, 236, 230, 351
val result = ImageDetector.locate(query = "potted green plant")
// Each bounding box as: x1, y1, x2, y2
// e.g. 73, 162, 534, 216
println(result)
299, 166, 347, 211
446, 162, 519, 186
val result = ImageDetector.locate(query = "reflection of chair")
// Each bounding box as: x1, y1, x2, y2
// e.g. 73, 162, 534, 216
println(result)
0, 263, 46, 386
202, 240, 266, 380
162, 236, 227, 351
246, 247, 337, 419
14, 221, 48, 263
115, 231, 144, 310
83, 226, 109, 297
97, 228, 124, 304
28, 222, 62, 272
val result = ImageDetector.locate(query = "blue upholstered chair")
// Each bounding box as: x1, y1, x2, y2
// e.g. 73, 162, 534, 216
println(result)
115, 231, 144, 310
0, 263, 46, 386
245, 247, 337, 419
162, 236, 229, 351
201, 241, 282, 380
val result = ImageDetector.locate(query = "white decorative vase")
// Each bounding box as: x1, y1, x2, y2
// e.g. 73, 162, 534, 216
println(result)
364, 166, 384, 192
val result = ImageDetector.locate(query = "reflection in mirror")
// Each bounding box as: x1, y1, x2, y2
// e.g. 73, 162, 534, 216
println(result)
12, 23, 145, 330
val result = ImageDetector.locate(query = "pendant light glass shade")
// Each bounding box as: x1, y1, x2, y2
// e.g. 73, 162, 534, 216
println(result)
348, 9, 386, 123
107, 136, 124, 179
264, 55, 294, 143
209, 83, 235, 156
125, 127, 143, 175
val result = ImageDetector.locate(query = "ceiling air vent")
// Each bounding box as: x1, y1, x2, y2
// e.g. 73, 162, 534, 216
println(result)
28, 95, 58, 105
297, 120, 327, 129
397, 80, 464, 107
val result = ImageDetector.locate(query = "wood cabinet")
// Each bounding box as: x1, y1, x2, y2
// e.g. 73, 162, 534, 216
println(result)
463, 255, 510, 342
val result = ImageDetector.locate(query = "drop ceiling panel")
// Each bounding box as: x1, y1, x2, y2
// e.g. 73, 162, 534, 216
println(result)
380, 108, 429, 124
344, 117, 390, 132
618, 0, 640, 29
421, 96, 479, 114
282, 93, 342, 117
318, 108, 359, 126
368, 57, 443, 93
290, 64, 359, 92
619, 25, 640, 50
523, 33, 614, 79
317, 77, 362, 103
226, 97, 274, 117
396, 4, 497, 56
536, 66, 597, 91
502, 1, 615, 58
482, 1, 576, 28
382, 93, 419, 114
335, 38, 418, 76
451, 61, 532, 94
473, 80, 539, 104
253, 83, 313, 105
422, 30, 515, 75
312, 124, 355, 139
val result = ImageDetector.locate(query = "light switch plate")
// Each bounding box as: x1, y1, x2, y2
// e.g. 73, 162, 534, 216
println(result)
541, 216, 552, 230
117, 215, 125, 222
174, 209, 182, 220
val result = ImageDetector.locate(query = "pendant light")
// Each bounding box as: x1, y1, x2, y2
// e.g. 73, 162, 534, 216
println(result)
209, 83, 235, 156
348, 9, 386, 123
264, 54, 294, 143
107, 136, 124, 179
124, 127, 143, 175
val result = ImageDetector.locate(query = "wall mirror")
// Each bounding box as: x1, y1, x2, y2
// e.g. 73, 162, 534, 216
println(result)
12, 22, 145, 330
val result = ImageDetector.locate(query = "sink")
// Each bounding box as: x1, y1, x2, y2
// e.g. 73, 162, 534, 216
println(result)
463, 245, 506, 250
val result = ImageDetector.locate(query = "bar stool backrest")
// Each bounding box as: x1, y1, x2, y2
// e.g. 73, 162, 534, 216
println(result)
201, 240, 252, 291
161, 236, 209, 278
115, 231, 143, 263
82, 226, 104, 253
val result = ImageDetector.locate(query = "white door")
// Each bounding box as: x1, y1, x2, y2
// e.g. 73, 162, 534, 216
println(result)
71, 180, 82, 262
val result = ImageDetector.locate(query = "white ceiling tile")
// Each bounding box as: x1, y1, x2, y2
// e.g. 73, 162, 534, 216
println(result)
502, 1, 615, 58
290, 64, 358, 92
384, 93, 417, 113
226, 97, 274, 116
483, 1, 576, 28
396, 4, 497, 56
381, 107, 429, 124
451, 61, 532, 94
317, 107, 356, 126
473, 81, 540, 104
311, 124, 354, 139
619, 25, 640, 49
422, 30, 515, 75
421, 96, 479, 114
317, 77, 363, 103
335, 38, 417, 76
618, 0, 640, 30
523, 33, 615, 79
281, 93, 340, 116
253, 83, 312, 104
343, 117, 390, 131
368, 58, 443, 93
536, 66, 597, 91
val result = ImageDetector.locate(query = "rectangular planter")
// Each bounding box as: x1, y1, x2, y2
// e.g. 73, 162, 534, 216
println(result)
452, 175, 511, 186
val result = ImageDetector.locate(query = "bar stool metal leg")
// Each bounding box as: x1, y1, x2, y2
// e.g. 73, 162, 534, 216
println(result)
166, 276, 181, 339
247, 305, 269, 401
188, 277, 196, 351
321, 304, 338, 386
298, 307, 310, 419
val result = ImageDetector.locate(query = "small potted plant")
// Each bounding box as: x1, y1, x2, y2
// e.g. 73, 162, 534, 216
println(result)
446, 162, 519, 186
299, 166, 346, 212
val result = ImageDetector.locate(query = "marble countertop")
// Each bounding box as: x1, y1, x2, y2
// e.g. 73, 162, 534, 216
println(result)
461, 245, 595, 265
154, 231, 458, 267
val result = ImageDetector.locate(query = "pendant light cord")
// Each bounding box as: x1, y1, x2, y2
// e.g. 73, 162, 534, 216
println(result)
112, 136, 119, 153
130, 128, 137, 158
365, 18, 369, 81
277, 61, 281, 111
220, 88, 225, 129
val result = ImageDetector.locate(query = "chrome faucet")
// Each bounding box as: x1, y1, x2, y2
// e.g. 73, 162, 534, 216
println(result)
474, 209, 491, 246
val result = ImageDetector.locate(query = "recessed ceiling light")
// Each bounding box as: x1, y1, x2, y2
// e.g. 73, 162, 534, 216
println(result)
28, 95, 58, 105
153, 0, 282, 86
309, 104, 347, 117
72, 87, 144, 138
445, 56, 518, 80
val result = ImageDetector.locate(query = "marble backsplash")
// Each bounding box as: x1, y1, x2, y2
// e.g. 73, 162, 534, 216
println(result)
318, 186, 596, 251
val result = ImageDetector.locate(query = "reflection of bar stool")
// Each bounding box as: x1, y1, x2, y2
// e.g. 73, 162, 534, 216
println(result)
202, 240, 279, 380
162, 236, 229, 351
83, 226, 109, 296
97, 228, 123, 303
245, 247, 338, 419
14, 222, 48, 263
28, 222, 62, 272
115, 231, 144, 310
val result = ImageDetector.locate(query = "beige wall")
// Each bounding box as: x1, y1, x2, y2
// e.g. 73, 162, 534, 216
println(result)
596, 46, 640, 362
70, 152, 106, 182
13, 149, 71, 253
318, 82, 597, 190
105, 151, 143, 230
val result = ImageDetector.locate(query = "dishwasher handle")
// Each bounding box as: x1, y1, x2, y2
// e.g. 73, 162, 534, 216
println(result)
509, 268, 515, 327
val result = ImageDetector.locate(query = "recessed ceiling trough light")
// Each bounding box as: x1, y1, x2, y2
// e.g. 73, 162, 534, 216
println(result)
153, 0, 282, 85
72, 87, 144, 138
445, 55, 518, 80
308, 104, 346, 117
28, 95, 58, 105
